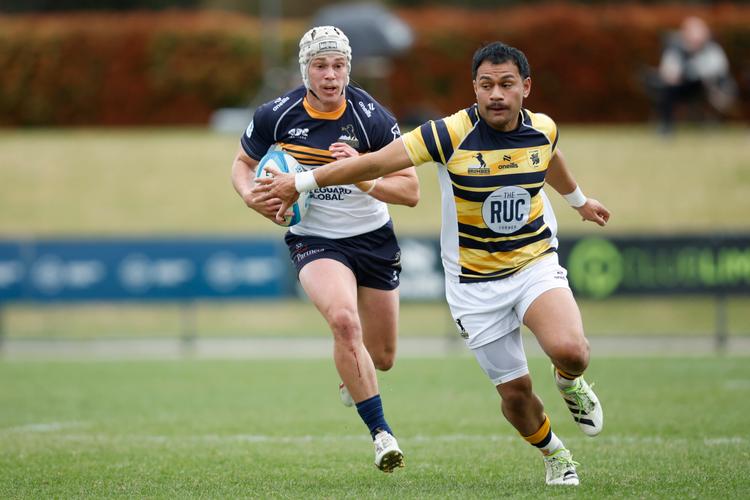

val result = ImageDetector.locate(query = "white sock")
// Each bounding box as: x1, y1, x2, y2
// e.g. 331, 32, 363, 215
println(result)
555, 369, 578, 389
539, 431, 565, 456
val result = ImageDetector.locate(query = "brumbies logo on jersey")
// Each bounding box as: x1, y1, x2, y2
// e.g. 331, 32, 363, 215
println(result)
338, 124, 359, 148
468, 153, 490, 174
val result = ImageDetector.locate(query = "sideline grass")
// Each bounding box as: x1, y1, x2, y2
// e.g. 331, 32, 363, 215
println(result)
1, 126, 749, 235
3, 295, 749, 339
1, 356, 748, 498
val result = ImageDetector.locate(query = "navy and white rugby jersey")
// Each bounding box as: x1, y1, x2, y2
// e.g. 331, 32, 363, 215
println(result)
241, 85, 402, 238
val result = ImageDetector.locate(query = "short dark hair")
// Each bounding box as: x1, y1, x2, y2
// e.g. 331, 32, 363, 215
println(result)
471, 42, 531, 80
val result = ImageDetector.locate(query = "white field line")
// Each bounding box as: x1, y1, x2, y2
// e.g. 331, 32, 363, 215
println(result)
2, 421, 88, 433
724, 379, 750, 389
1, 426, 746, 447
4, 336, 750, 360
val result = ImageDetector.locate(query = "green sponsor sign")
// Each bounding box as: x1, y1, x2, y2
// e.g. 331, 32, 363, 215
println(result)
560, 235, 750, 299
566, 238, 624, 299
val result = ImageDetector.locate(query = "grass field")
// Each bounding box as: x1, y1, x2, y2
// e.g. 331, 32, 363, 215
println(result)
1, 356, 748, 498
2, 126, 749, 235
2, 95, 748, 499
3, 295, 750, 339
1, 126, 749, 339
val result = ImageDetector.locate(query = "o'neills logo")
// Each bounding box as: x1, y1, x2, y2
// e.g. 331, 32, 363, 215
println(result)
272, 96, 290, 112
358, 101, 374, 118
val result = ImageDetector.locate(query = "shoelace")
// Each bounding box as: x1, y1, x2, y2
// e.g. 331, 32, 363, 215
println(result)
564, 380, 596, 414
546, 451, 580, 474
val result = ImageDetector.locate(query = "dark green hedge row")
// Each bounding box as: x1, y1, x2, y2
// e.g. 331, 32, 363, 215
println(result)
0, 5, 748, 125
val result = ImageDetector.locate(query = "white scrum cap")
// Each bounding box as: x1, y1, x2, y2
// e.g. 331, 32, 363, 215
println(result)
298, 25, 352, 89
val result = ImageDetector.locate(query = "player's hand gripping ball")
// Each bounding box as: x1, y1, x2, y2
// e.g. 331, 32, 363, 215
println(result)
255, 150, 310, 227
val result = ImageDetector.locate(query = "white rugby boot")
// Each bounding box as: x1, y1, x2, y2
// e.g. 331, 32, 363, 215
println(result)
338, 382, 354, 407
554, 367, 604, 437
543, 448, 580, 486
373, 430, 404, 473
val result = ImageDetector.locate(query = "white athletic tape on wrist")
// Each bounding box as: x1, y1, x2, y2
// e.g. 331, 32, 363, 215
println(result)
363, 178, 378, 193
295, 170, 319, 193
563, 186, 587, 208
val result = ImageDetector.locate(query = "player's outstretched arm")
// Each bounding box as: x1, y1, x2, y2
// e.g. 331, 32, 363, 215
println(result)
316, 138, 412, 186
329, 142, 419, 207
370, 167, 420, 207
253, 138, 414, 223
546, 149, 610, 227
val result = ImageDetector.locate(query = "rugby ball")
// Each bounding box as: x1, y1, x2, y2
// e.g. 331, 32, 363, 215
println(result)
255, 150, 310, 227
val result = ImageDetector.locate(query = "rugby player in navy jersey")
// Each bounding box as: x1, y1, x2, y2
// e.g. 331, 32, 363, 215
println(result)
231, 26, 418, 472
254, 42, 610, 486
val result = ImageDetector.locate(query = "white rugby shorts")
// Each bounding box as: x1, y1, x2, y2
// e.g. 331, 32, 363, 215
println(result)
446, 254, 570, 350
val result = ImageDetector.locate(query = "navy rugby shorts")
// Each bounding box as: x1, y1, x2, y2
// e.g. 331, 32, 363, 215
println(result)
284, 220, 401, 290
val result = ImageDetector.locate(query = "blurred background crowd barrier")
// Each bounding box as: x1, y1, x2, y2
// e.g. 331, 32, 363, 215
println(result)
1, 2, 749, 127
2, 235, 748, 349
4, 235, 750, 304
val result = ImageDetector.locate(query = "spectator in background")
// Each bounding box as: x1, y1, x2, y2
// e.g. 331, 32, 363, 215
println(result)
646, 16, 738, 135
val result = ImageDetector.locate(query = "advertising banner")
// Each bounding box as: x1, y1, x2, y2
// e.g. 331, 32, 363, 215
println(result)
0, 238, 290, 302
2, 235, 748, 303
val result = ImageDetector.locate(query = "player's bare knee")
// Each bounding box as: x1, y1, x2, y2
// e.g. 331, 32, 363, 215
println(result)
372, 351, 395, 371
328, 309, 362, 344
497, 377, 533, 410
553, 337, 590, 374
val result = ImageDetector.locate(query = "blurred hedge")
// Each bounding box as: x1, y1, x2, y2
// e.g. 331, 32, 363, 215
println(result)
393, 4, 750, 123
0, 12, 301, 125
1, 5, 748, 125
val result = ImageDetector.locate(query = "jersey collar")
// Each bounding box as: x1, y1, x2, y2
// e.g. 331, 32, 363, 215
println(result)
479, 108, 527, 133
303, 96, 347, 120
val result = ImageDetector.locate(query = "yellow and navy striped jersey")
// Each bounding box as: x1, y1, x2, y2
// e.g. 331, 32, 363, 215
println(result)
402, 105, 559, 283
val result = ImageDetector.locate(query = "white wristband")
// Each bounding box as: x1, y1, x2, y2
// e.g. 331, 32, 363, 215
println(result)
363, 178, 379, 193
294, 170, 319, 193
562, 186, 587, 208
